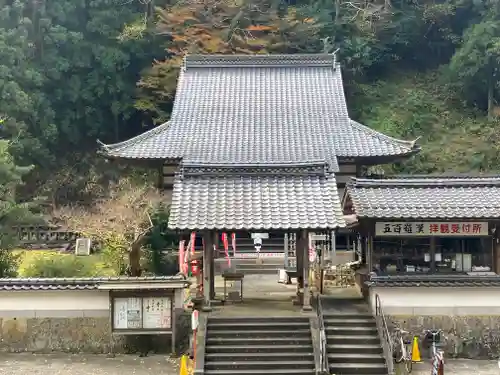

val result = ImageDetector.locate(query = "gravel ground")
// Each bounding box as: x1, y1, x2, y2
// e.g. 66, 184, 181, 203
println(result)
398, 359, 500, 375
0, 354, 499, 375
0, 354, 179, 375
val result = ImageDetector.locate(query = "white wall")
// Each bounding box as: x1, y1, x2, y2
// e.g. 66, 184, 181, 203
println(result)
370, 287, 500, 315
0, 290, 110, 318
0, 290, 110, 311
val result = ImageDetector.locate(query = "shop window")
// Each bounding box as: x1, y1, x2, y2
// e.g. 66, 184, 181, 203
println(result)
373, 238, 431, 274
372, 237, 493, 274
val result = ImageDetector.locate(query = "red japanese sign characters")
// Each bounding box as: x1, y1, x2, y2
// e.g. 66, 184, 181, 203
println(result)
375, 222, 488, 236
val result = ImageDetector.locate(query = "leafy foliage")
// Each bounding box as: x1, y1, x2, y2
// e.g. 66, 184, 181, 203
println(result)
0, 140, 38, 277
52, 178, 163, 276
143, 204, 179, 275
0, 0, 498, 212
20, 252, 101, 278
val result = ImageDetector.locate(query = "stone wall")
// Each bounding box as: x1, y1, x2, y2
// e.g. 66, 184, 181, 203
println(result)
0, 311, 191, 354
389, 315, 500, 359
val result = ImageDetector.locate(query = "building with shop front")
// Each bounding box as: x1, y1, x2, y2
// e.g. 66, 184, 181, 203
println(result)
344, 175, 500, 358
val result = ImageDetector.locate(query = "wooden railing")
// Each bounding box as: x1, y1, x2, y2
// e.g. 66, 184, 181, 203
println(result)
375, 293, 394, 375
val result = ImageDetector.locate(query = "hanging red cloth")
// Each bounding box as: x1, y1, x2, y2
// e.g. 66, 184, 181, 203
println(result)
222, 232, 231, 267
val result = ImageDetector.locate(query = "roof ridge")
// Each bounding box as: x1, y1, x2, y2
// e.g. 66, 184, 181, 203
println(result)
180, 161, 331, 178
348, 119, 418, 150
184, 53, 336, 69
350, 176, 500, 187
182, 160, 329, 169
98, 121, 171, 152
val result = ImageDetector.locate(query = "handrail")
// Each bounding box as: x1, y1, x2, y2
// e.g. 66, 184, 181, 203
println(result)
375, 293, 394, 375
315, 296, 329, 374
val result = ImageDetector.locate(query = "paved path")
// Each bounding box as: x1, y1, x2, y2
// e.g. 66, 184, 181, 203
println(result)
398, 359, 500, 374
0, 354, 178, 375
1, 354, 500, 375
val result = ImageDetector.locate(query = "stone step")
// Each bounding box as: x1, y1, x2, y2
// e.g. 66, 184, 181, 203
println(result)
328, 352, 386, 364
207, 329, 311, 338
205, 360, 314, 370
205, 352, 314, 361
327, 334, 379, 345
208, 321, 310, 330
323, 313, 373, 320
324, 318, 376, 327
329, 362, 388, 374
216, 257, 286, 265
207, 336, 312, 346
209, 317, 309, 324
326, 326, 378, 335
327, 343, 383, 354
206, 344, 313, 354
235, 267, 281, 275
204, 369, 314, 375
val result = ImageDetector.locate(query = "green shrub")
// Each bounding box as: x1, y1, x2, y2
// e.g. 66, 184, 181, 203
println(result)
21, 252, 100, 278
143, 203, 179, 276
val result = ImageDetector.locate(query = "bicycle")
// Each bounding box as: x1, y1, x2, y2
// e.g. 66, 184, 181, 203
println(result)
424, 329, 444, 375
393, 327, 413, 373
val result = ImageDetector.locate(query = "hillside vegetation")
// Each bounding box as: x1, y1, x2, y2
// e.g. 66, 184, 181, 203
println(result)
352, 72, 500, 174
1, 0, 500, 208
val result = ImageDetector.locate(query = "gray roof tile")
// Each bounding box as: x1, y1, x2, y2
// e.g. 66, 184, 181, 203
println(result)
168, 162, 345, 230
101, 54, 418, 168
0, 276, 189, 291
347, 175, 500, 219
368, 274, 500, 287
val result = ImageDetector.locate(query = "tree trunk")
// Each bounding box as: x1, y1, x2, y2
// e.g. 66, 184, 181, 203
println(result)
488, 78, 495, 121
334, 0, 341, 25
129, 234, 148, 276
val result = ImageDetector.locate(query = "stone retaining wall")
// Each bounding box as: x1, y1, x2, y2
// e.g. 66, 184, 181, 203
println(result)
0, 312, 190, 354
389, 315, 500, 359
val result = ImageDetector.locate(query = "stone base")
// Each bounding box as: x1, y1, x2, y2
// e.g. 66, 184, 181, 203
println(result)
0, 312, 190, 354
389, 315, 500, 359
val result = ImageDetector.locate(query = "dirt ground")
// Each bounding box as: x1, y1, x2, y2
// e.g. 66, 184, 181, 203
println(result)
0, 354, 179, 375
0, 354, 499, 375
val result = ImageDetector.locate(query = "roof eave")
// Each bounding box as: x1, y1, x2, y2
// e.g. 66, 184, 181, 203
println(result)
337, 148, 421, 165
167, 224, 346, 232
355, 214, 500, 221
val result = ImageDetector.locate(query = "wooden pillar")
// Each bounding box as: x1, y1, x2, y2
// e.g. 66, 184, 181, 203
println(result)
494, 228, 500, 274
367, 235, 373, 272
430, 237, 436, 273
210, 232, 217, 300
301, 229, 312, 311
202, 231, 213, 311
296, 231, 304, 292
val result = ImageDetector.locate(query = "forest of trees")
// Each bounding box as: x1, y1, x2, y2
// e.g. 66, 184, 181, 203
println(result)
2, 0, 500, 207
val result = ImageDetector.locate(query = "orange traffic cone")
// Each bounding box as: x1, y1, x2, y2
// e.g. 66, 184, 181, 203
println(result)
411, 336, 422, 362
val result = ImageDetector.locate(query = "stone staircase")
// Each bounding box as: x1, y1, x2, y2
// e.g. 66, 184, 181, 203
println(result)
216, 257, 286, 275
204, 316, 315, 375
324, 309, 388, 374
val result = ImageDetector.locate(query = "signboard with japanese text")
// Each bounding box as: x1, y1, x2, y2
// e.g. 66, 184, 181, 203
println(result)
112, 295, 173, 333
375, 222, 489, 237
143, 297, 171, 329
113, 297, 142, 329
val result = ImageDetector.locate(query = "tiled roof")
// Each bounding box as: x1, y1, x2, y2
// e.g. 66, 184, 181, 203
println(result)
368, 274, 500, 287
168, 162, 345, 231
100, 54, 418, 169
346, 175, 500, 219
0, 276, 189, 291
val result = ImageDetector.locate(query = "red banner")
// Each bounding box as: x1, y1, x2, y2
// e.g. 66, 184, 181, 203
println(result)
190, 232, 196, 255
231, 233, 236, 256
221, 233, 231, 267
178, 240, 186, 274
